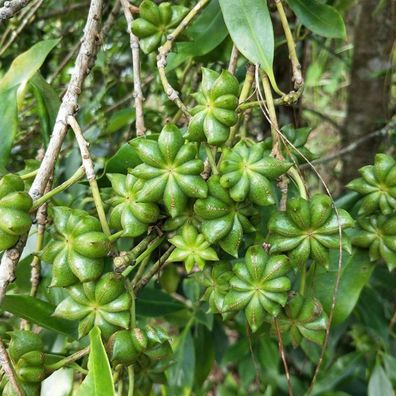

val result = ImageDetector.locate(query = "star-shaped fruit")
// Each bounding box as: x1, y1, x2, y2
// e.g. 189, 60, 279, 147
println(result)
130, 124, 207, 217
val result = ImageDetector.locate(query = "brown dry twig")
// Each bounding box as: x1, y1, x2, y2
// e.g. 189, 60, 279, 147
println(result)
0, 338, 24, 396
120, 0, 145, 136
0, 0, 31, 23
157, 0, 210, 118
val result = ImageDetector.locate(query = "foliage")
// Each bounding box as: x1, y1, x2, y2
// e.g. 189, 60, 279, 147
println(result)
0, 1, 394, 396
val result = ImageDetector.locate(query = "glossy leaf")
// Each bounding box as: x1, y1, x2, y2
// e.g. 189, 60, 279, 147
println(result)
167, 0, 228, 70
0, 39, 59, 168
219, 0, 277, 88
307, 249, 374, 324
76, 327, 115, 396
286, 0, 346, 39
136, 287, 184, 317
368, 363, 394, 396
2, 295, 78, 338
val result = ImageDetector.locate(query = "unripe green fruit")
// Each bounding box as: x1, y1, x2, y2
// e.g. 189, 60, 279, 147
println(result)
186, 68, 239, 145
347, 153, 396, 215
54, 273, 131, 338
8, 331, 43, 362
220, 141, 292, 206
42, 207, 110, 286
132, 1, 188, 54
0, 174, 32, 251
107, 173, 160, 237
268, 194, 354, 269
110, 330, 139, 365
223, 245, 291, 332
130, 124, 207, 217
168, 224, 218, 272
194, 176, 256, 257
276, 294, 327, 347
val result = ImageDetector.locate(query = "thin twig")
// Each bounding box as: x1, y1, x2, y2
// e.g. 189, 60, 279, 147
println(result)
0, 0, 104, 305
0, 0, 43, 56
0, 338, 24, 396
275, 0, 303, 89
301, 118, 396, 168
30, 167, 85, 211
274, 319, 294, 396
46, 346, 90, 372
227, 45, 239, 75
0, 0, 31, 23
29, 0, 103, 202
133, 246, 175, 293
67, 116, 111, 236
30, 178, 51, 297
157, 0, 210, 118
120, 0, 145, 136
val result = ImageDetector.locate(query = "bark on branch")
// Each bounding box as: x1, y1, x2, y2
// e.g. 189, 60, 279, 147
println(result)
0, 0, 31, 23
0, 0, 104, 305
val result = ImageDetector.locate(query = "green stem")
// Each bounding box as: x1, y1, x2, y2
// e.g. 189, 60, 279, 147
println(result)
226, 64, 255, 147
20, 169, 38, 180
288, 167, 308, 199
108, 230, 124, 243
113, 234, 157, 270
46, 346, 90, 372
261, 73, 280, 151
121, 235, 165, 277
89, 178, 111, 236
128, 366, 134, 396
275, 0, 303, 89
133, 246, 175, 293
299, 265, 306, 295
30, 167, 85, 211
204, 143, 219, 175
130, 255, 151, 288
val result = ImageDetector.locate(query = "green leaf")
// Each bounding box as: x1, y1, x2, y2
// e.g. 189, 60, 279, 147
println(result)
368, 363, 394, 396
167, 0, 228, 71
136, 287, 184, 317
29, 73, 60, 147
307, 248, 374, 324
167, 322, 195, 391
194, 325, 215, 387
218, 0, 277, 89
0, 87, 18, 170
104, 108, 136, 136
2, 295, 78, 338
76, 327, 115, 396
286, 0, 346, 39
0, 39, 59, 168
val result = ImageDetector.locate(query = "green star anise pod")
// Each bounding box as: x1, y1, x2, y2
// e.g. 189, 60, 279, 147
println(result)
110, 325, 171, 366
0, 173, 33, 251
167, 224, 218, 272
347, 153, 396, 215
220, 141, 292, 206
4, 331, 46, 396
194, 175, 256, 257
350, 215, 396, 271
223, 245, 291, 331
54, 272, 131, 338
276, 294, 327, 347
162, 200, 201, 232
107, 173, 160, 237
196, 262, 233, 314
185, 68, 239, 145
268, 194, 354, 269
42, 207, 110, 287
130, 124, 207, 218
131, 0, 188, 54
